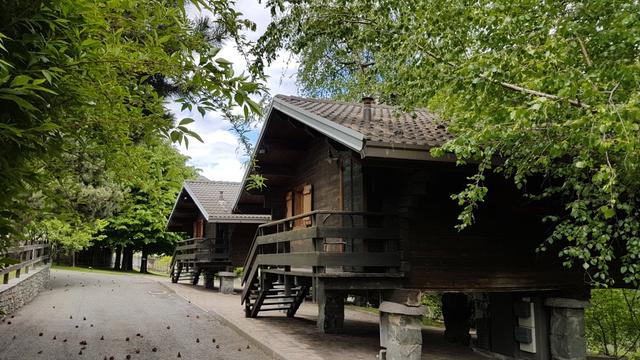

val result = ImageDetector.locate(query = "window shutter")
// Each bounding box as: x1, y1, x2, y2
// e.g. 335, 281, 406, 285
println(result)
302, 184, 313, 226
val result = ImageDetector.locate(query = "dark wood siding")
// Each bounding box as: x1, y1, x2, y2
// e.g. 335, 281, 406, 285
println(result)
363, 162, 586, 292
230, 223, 260, 267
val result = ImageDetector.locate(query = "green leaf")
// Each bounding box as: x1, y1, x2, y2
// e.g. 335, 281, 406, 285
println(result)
215, 58, 233, 66
178, 117, 195, 126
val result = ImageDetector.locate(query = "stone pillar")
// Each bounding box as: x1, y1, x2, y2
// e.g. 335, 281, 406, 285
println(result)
218, 271, 235, 294
204, 271, 215, 289
379, 301, 424, 360
316, 281, 344, 333
442, 292, 471, 345
545, 298, 590, 360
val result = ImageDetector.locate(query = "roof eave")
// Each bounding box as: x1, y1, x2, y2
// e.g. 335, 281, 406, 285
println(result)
183, 182, 210, 219
208, 215, 272, 224
361, 140, 456, 162
272, 97, 364, 152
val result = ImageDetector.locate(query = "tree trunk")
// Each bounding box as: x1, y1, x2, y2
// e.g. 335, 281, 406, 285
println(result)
72, 250, 76, 267
114, 246, 122, 270
140, 245, 148, 273
122, 247, 133, 271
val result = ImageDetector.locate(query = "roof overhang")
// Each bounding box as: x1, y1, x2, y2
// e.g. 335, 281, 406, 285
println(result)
272, 96, 365, 152
166, 185, 208, 231
208, 214, 272, 224
361, 141, 456, 162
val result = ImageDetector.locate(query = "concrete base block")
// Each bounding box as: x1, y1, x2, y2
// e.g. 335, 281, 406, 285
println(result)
545, 298, 589, 360
380, 309, 423, 360
218, 272, 235, 294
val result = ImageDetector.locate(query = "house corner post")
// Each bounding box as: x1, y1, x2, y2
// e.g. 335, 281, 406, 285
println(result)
204, 270, 215, 289
442, 292, 471, 345
544, 298, 590, 360
316, 279, 344, 334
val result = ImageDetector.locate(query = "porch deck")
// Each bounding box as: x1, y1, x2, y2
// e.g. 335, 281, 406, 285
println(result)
170, 237, 231, 284
241, 210, 404, 318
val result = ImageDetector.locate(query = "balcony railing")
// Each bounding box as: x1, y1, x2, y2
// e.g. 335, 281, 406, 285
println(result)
172, 237, 230, 263
241, 210, 402, 303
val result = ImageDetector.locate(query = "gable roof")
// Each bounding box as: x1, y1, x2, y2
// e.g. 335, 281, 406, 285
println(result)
168, 180, 270, 229
183, 180, 240, 219
234, 95, 455, 211
274, 95, 452, 150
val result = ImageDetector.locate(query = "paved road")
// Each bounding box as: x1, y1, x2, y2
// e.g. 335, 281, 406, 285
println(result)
0, 269, 266, 360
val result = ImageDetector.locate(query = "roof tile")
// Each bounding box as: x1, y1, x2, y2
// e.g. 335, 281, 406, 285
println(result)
275, 95, 452, 147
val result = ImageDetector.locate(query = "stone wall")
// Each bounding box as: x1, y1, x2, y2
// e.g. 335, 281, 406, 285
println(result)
0, 265, 50, 315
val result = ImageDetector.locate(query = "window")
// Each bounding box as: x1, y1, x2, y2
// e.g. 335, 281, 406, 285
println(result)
285, 184, 313, 228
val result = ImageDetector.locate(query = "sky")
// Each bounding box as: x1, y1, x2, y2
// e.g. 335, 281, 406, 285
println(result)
165, 0, 299, 182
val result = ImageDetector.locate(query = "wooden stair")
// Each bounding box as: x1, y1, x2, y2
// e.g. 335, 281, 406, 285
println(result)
244, 277, 309, 318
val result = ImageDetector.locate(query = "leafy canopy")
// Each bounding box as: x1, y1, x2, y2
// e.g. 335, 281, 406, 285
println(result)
0, 0, 264, 248
254, 0, 640, 286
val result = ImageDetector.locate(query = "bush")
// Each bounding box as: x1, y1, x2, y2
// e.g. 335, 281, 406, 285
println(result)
586, 289, 640, 359
421, 293, 443, 321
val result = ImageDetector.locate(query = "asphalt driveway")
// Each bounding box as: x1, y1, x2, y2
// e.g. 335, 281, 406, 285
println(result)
0, 268, 266, 360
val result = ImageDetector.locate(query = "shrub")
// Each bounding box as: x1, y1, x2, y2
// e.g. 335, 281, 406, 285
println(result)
586, 289, 640, 359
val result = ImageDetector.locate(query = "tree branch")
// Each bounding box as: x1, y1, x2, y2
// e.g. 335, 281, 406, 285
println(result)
417, 45, 592, 110
577, 37, 593, 67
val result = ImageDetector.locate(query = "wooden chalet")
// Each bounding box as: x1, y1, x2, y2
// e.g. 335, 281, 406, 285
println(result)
234, 95, 591, 360
167, 178, 270, 286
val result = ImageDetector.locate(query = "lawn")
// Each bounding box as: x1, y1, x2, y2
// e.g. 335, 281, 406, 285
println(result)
51, 264, 167, 277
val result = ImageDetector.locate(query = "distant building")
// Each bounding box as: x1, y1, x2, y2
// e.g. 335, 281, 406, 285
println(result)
167, 179, 270, 287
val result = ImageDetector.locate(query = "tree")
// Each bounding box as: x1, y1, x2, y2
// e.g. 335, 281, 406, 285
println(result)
586, 289, 640, 358
254, 0, 640, 286
100, 141, 196, 272
0, 0, 264, 245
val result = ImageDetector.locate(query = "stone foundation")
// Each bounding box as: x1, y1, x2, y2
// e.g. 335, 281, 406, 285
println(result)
0, 265, 49, 315
219, 271, 235, 294
545, 298, 590, 360
379, 301, 424, 360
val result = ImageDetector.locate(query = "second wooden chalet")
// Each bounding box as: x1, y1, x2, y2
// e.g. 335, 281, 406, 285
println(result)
234, 95, 591, 360
167, 178, 270, 287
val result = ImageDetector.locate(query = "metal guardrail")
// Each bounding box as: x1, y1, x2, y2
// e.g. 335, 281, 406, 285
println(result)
1, 243, 50, 285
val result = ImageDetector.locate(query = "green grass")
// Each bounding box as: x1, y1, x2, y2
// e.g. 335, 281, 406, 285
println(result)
52, 264, 169, 278
346, 305, 445, 328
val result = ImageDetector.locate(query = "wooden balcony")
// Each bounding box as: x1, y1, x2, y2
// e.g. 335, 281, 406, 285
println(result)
172, 237, 230, 263
241, 211, 403, 303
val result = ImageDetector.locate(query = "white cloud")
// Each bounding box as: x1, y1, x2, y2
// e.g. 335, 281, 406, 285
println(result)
171, 1, 299, 182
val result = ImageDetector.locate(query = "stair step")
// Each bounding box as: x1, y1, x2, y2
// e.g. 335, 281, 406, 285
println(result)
265, 294, 297, 299
262, 301, 295, 305
257, 307, 293, 311
267, 286, 301, 292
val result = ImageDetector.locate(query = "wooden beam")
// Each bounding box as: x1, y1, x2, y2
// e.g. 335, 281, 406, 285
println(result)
255, 251, 401, 267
